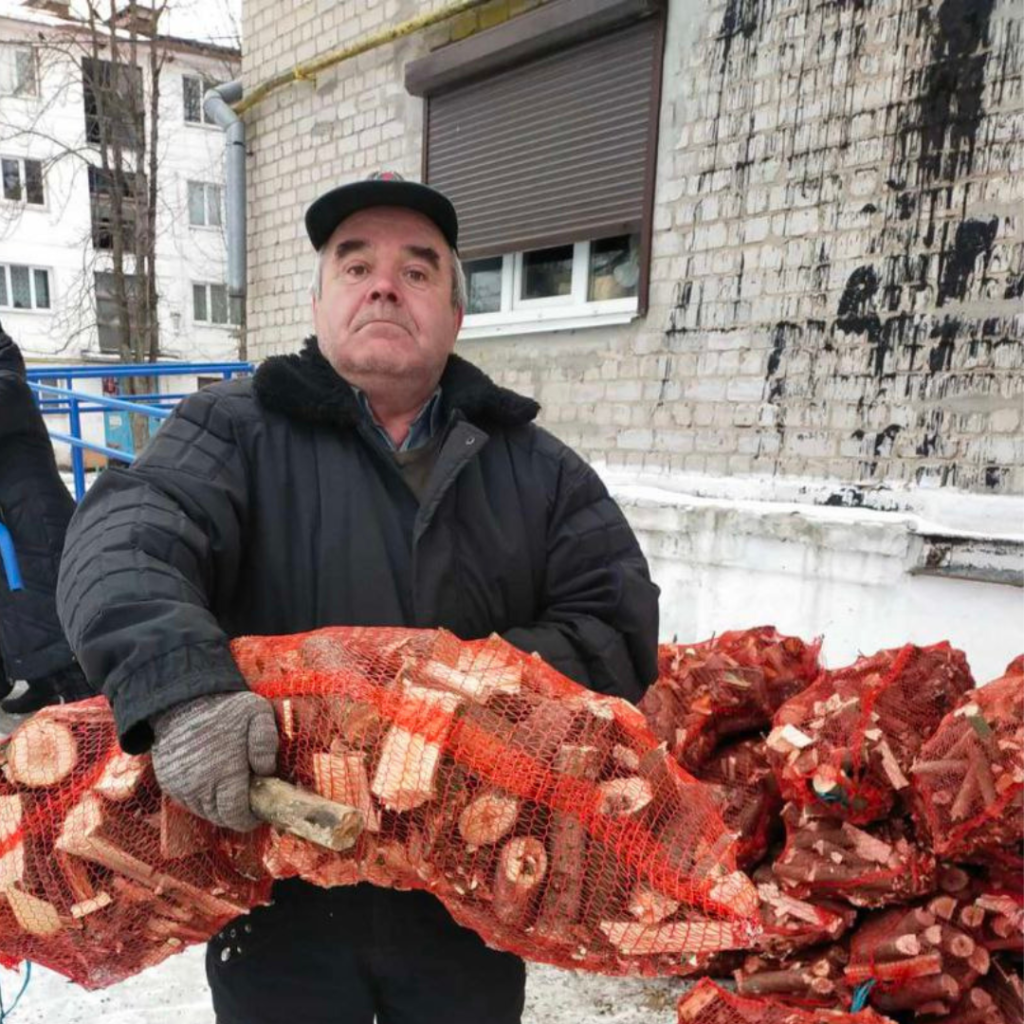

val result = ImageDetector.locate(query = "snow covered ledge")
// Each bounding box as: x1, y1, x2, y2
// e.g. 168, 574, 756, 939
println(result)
596, 466, 1024, 685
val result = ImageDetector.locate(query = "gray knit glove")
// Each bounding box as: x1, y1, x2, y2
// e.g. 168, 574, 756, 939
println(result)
151, 691, 279, 832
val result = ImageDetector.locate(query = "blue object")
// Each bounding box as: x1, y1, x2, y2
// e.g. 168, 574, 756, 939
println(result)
0, 960, 32, 1020
850, 978, 876, 1013
0, 524, 22, 592
24, 362, 253, 501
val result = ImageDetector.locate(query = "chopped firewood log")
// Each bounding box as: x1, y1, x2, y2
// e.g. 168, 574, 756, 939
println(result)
417, 659, 521, 703
93, 751, 146, 802
752, 880, 856, 955
370, 686, 461, 812
773, 804, 936, 907
312, 749, 381, 832
69, 892, 113, 919
56, 792, 248, 918
0, 794, 24, 889
159, 796, 208, 860
628, 885, 681, 926
6, 718, 77, 787
600, 917, 743, 956
596, 777, 654, 817
457, 791, 519, 848
249, 777, 363, 853
5, 886, 62, 937
493, 836, 547, 928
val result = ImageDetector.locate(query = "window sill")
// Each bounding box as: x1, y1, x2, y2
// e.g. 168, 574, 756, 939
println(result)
459, 303, 639, 340
189, 223, 223, 232
184, 121, 221, 131
0, 306, 51, 316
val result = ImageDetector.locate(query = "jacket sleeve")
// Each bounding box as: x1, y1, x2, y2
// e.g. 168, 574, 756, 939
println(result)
57, 390, 251, 753
503, 439, 660, 704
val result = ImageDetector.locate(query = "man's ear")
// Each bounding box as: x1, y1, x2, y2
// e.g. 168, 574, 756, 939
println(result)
454, 305, 464, 339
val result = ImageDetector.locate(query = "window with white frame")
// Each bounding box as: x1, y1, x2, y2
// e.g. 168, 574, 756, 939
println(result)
193, 283, 240, 326
0, 46, 38, 98
407, 1, 664, 338
0, 157, 44, 205
187, 181, 222, 227
183, 75, 217, 124
461, 234, 640, 336
0, 264, 51, 311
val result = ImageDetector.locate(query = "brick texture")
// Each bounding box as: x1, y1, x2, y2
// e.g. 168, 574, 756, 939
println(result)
241, 0, 1024, 496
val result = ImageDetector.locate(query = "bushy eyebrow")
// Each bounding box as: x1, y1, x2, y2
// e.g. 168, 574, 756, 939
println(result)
332, 239, 368, 260
404, 245, 440, 269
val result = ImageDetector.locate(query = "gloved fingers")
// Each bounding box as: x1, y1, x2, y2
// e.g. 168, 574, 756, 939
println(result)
213, 770, 262, 832
246, 703, 279, 777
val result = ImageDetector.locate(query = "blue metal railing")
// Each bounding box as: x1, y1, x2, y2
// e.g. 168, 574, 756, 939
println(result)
24, 362, 252, 501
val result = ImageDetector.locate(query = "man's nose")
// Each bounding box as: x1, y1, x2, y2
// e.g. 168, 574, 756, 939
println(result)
367, 267, 401, 304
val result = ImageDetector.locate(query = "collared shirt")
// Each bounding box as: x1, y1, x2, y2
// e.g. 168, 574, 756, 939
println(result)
351, 386, 444, 453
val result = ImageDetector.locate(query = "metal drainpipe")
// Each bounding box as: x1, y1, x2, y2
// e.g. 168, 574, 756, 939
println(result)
204, 81, 246, 347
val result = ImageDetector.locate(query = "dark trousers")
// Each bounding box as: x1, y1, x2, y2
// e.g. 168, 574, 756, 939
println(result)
209, 880, 525, 1024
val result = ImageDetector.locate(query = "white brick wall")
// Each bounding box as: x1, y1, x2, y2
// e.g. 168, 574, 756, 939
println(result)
241, 0, 1024, 497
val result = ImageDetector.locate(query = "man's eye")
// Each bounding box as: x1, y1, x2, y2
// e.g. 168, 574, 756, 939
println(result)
345, 264, 368, 277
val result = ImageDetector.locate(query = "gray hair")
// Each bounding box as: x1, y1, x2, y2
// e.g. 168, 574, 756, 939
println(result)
310, 244, 467, 312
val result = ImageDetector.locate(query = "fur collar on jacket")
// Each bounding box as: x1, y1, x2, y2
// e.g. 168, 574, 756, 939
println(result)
253, 337, 540, 431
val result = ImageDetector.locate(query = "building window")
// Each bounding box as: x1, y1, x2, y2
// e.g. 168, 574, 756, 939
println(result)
89, 165, 140, 252
187, 181, 222, 227
0, 46, 37, 98
461, 235, 640, 334
183, 75, 217, 124
407, 0, 664, 336
193, 283, 240, 326
82, 57, 144, 149
0, 157, 44, 205
0, 265, 51, 310
94, 271, 139, 354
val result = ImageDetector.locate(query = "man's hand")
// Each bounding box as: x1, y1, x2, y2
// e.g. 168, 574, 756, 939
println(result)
151, 691, 278, 831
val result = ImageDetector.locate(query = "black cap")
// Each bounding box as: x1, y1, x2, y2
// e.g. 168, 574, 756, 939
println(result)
304, 171, 459, 252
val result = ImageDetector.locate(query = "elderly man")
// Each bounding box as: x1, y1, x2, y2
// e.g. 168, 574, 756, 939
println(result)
57, 173, 659, 1024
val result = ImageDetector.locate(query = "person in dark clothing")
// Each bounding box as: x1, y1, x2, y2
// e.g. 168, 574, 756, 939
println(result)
57, 173, 660, 1024
0, 327, 94, 714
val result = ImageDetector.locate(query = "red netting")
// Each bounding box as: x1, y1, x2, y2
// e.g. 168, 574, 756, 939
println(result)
772, 803, 936, 908
845, 904, 994, 1015
911, 657, 1024, 864
0, 626, 760, 988
695, 738, 782, 870
676, 977, 896, 1024
766, 643, 975, 823
640, 628, 822, 772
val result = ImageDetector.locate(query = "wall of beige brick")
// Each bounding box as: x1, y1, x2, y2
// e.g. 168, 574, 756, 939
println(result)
241, 0, 1023, 498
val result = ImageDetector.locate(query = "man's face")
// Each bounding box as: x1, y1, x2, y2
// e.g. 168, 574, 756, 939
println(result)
312, 206, 463, 387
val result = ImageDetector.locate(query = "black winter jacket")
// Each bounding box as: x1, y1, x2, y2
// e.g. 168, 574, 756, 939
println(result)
58, 340, 659, 753
0, 330, 82, 684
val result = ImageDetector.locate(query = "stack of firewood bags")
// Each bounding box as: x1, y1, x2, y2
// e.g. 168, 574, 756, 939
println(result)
641, 636, 1023, 1024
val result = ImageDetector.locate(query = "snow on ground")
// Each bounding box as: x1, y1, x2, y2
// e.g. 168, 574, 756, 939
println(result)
4, 946, 687, 1023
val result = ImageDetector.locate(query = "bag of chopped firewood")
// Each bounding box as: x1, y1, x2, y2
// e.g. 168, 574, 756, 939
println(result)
734, 944, 851, 1006
772, 803, 936, 909
845, 902, 995, 1016
910, 656, 1023, 865
641, 628, 822, 772
677, 977, 895, 1024
0, 627, 759, 988
766, 643, 974, 823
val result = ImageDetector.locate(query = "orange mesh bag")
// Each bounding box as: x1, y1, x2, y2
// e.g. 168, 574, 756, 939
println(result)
766, 643, 974, 823
0, 627, 760, 988
845, 903, 995, 1015
910, 656, 1024, 865
230, 627, 759, 974
772, 803, 936, 908
676, 977, 896, 1024
0, 699, 269, 987
641, 627, 821, 772
695, 738, 782, 870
